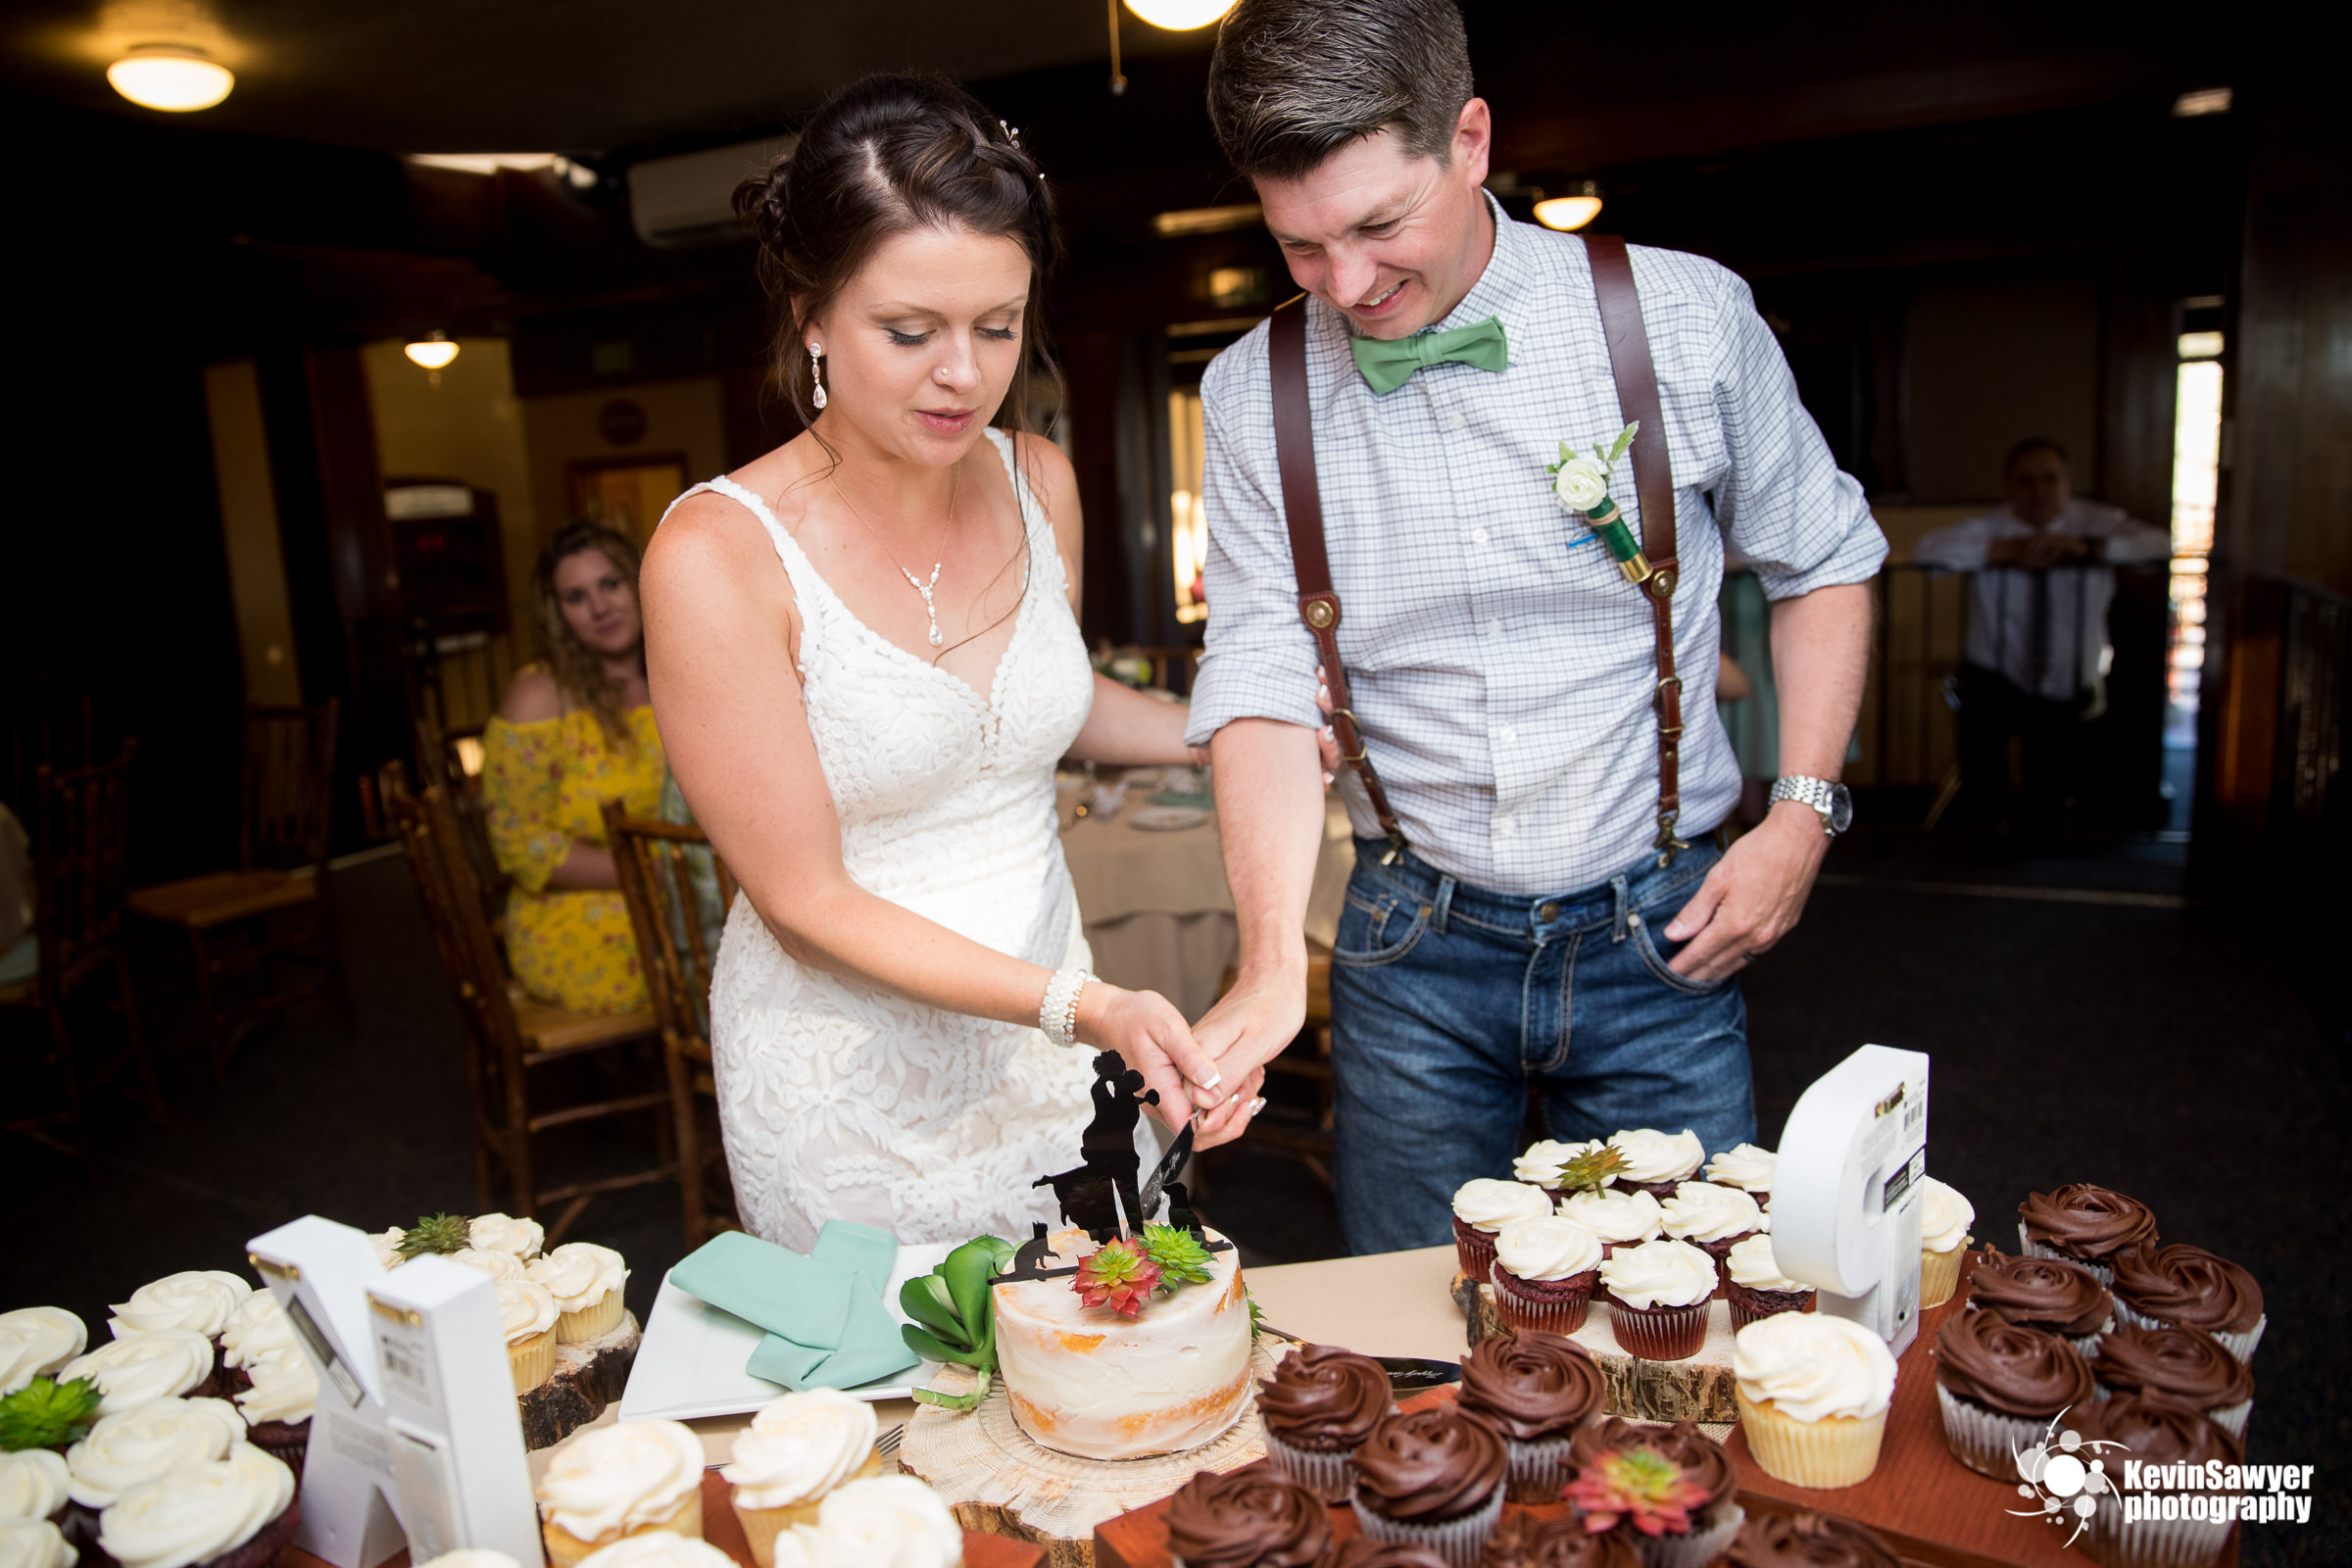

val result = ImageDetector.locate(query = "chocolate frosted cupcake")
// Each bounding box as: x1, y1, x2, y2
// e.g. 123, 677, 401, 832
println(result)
1722, 1236, 1814, 1330
2091, 1324, 2253, 1439
1596, 1241, 1715, 1362
1452, 1181, 1555, 1286
1725, 1510, 1901, 1568
1456, 1329, 1606, 1501
2109, 1244, 2265, 1363
1604, 1131, 1704, 1202
1255, 1344, 1393, 1503
1489, 1217, 1603, 1337
1164, 1459, 1331, 1568
1966, 1249, 2114, 1352
1932, 1307, 2093, 1479
1349, 1405, 1508, 1568
1658, 1183, 1763, 1287
1342, 1543, 1455, 1568
1564, 1420, 1740, 1568
2017, 1185, 2157, 1283
1481, 1511, 1641, 1568
2072, 1394, 2242, 1568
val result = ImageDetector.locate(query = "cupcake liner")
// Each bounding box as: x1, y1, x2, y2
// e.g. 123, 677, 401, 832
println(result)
557, 1289, 626, 1345
2019, 1225, 2117, 1285
508, 1327, 557, 1394
1452, 1218, 1498, 1285
1625, 1502, 1743, 1568
2109, 1300, 2266, 1364
245, 1419, 311, 1478
208, 1498, 301, 1568
1920, 1245, 1967, 1308
1350, 1487, 1504, 1568
1727, 1295, 1815, 1332
1492, 1275, 1593, 1338
733, 1499, 824, 1568
1500, 1432, 1580, 1505
1604, 1298, 1709, 1361
1735, 1391, 1887, 1488
2082, 1494, 2235, 1568
1936, 1383, 2084, 1481
1260, 1428, 1358, 1504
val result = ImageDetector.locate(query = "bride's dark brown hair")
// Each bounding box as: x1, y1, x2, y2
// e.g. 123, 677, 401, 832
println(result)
735, 72, 1064, 443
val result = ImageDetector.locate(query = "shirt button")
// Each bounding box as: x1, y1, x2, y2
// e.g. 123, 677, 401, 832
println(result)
1471, 527, 1490, 545
1498, 725, 1517, 743
1448, 413, 1467, 432
1496, 815, 1515, 835
1485, 618, 1501, 638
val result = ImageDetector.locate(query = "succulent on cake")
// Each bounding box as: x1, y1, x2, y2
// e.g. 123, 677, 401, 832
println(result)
397, 1213, 473, 1259
1564, 1445, 1710, 1537
1142, 1223, 1214, 1288
903, 1234, 1015, 1409
1073, 1239, 1163, 1317
0, 1375, 102, 1452
1556, 1145, 1629, 1199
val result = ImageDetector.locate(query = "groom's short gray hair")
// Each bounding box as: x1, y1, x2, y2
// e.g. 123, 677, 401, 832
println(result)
1207, 0, 1475, 183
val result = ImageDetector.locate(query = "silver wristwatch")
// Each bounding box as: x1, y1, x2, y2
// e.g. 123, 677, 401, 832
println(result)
1769, 775, 1852, 836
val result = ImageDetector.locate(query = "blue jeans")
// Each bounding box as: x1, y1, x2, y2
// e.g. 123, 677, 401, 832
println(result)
1327, 836, 1756, 1254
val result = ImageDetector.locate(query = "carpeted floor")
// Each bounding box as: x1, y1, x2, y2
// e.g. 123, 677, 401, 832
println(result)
3, 835, 2340, 1563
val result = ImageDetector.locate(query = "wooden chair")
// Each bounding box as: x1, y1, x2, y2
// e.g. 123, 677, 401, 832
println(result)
127, 702, 350, 1080
413, 713, 505, 927
1217, 937, 1337, 1188
386, 778, 672, 1243
2, 744, 162, 1154
604, 802, 740, 1245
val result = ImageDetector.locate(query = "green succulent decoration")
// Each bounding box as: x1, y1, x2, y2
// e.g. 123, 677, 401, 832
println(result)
901, 1235, 1015, 1410
398, 1213, 473, 1259
0, 1376, 102, 1452
1141, 1224, 1214, 1288
1556, 1145, 1630, 1200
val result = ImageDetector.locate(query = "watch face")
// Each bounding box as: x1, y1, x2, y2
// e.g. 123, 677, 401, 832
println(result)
1828, 782, 1853, 835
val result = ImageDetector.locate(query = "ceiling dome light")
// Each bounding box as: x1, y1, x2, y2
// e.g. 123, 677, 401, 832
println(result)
107, 45, 234, 112
1534, 183, 1604, 232
404, 333, 460, 370
1122, 0, 1238, 28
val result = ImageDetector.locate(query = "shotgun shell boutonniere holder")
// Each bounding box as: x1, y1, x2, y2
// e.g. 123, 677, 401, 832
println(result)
1548, 420, 1654, 585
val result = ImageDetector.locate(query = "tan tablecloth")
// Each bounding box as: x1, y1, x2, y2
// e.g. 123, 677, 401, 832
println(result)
1060, 793, 1355, 1021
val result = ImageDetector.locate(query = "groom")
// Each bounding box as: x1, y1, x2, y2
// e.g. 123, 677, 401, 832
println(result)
1185, 0, 1886, 1253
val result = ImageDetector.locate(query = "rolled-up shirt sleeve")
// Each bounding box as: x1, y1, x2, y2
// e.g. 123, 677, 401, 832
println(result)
1185, 342, 1324, 749
1705, 273, 1887, 600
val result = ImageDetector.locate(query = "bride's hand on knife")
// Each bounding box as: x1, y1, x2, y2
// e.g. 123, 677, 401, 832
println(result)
1074, 982, 1266, 1150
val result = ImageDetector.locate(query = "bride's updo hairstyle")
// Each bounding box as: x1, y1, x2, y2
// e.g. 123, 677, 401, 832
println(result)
736, 72, 1065, 433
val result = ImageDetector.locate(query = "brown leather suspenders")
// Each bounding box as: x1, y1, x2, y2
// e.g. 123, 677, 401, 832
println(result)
1264, 230, 1690, 873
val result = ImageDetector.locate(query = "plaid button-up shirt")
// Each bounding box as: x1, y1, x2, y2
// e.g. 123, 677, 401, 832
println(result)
1187, 202, 1886, 895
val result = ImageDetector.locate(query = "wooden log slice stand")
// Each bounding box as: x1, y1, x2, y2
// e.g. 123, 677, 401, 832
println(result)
518, 1311, 643, 1451
900, 1341, 1281, 1568
1451, 1273, 1738, 1425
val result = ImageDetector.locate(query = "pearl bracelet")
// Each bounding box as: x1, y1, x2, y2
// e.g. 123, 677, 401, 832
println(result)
1038, 966, 1091, 1049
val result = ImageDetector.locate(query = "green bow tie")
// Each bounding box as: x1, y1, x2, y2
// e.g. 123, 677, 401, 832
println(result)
1349, 316, 1509, 394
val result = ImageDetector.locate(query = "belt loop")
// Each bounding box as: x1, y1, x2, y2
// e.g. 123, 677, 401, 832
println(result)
1609, 874, 1631, 942
1432, 875, 1456, 936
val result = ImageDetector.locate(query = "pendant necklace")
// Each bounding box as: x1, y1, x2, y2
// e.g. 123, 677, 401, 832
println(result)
836, 469, 956, 648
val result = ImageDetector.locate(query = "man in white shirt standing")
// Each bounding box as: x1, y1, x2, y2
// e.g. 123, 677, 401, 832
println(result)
1182, 0, 1886, 1252
1913, 439, 2170, 833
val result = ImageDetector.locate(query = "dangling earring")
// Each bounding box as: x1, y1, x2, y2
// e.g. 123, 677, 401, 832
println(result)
808, 343, 827, 410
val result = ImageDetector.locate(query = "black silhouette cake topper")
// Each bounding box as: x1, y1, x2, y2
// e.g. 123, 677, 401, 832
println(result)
1004, 1049, 1229, 1281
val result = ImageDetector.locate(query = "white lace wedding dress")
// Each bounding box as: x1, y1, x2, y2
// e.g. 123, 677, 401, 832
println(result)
675, 429, 1112, 1251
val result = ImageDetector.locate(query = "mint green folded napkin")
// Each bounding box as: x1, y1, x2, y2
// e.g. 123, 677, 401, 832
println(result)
667, 1220, 918, 1391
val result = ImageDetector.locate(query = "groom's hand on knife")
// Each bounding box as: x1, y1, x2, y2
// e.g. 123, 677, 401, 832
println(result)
1078, 983, 1264, 1148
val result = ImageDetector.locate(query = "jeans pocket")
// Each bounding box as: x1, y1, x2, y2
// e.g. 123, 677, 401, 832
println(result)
1628, 914, 1734, 996
1332, 887, 1430, 968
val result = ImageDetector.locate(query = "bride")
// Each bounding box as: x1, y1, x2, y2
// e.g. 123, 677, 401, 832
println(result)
642, 74, 1273, 1250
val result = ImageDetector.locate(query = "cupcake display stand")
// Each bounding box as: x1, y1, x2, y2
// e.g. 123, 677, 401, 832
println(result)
1451, 1274, 1739, 1424
898, 1340, 1283, 1568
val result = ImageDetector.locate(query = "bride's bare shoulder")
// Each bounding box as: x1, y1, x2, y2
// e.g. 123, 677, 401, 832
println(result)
646, 460, 811, 597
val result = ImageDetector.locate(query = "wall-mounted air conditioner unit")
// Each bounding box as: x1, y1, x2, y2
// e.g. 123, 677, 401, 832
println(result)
627, 136, 796, 249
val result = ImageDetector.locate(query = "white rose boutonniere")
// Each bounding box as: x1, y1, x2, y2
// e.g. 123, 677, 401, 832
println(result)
1544, 420, 1653, 585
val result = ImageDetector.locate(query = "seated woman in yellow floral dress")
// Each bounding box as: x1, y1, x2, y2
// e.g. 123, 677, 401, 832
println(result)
482, 521, 664, 1012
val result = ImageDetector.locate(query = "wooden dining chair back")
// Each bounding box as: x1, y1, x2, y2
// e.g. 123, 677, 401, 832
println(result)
127, 702, 350, 1080
412, 711, 506, 926
386, 778, 674, 1244
603, 802, 738, 1245
2, 743, 161, 1153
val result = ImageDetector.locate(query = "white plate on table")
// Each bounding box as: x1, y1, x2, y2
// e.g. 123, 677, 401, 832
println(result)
617, 1238, 956, 1421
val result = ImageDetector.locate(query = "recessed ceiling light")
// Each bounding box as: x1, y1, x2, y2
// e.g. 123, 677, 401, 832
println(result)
2172, 87, 2231, 118
107, 44, 234, 112
1123, 0, 1239, 28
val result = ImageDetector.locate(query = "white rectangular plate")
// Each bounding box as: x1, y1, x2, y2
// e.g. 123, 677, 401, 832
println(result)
617, 1238, 956, 1422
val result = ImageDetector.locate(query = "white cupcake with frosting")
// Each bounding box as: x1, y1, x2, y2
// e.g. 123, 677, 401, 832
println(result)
722, 1390, 885, 1566
1605, 1128, 1705, 1196
537, 1419, 707, 1568
469, 1213, 546, 1262
217, 1297, 293, 1375
497, 1281, 560, 1396
816, 1477, 963, 1568
67, 1396, 244, 1509
0, 1450, 70, 1525
232, 1348, 317, 1469
368, 1228, 407, 1272
0, 1310, 87, 1398
1510, 1139, 1606, 1195
107, 1274, 253, 1344
1449, 1179, 1552, 1283
1703, 1144, 1776, 1205
96, 1442, 297, 1568
58, 1330, 216, 1414
1555, 1187, 1664, 1255
1916, 1176, 1975, 1307
1488, 1216, 1603, 1337
527, 1243, 629, 1343
1660, 1181, 1766, 1291
576, 1536, 738, 1568
1734, 1311, 1897, 1488
0, 1519, 74, 1568
1596, 1238, 1717, 1361
1723, 1234, 1816, 1329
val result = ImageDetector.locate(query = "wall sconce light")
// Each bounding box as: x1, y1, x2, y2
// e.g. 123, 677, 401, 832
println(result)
1533, 181, 1604, 232
404, 333, 461, 370
107, 44, 234, 112
1124, 0, 1238, 26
